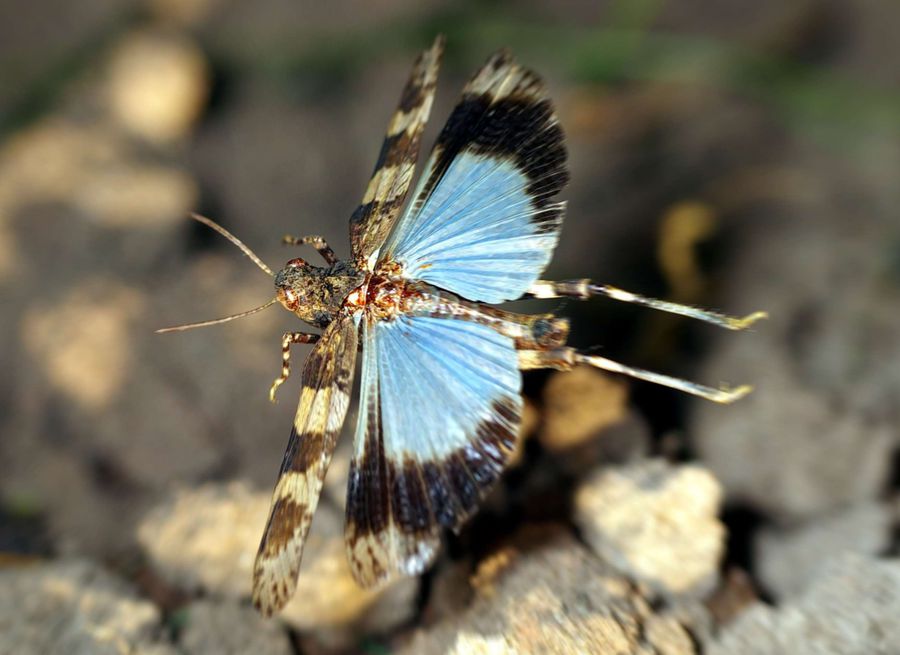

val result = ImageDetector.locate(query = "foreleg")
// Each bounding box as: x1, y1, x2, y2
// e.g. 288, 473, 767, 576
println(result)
269, 331, 321, 402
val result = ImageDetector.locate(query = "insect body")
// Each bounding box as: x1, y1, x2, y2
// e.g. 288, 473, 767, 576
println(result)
159, 35, 765, 616
274, 258, 364, 328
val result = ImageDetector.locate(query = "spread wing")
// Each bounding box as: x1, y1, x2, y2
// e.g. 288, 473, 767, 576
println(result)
348, 36, 444, 269
344, 315, 522, 586
380, 49, 569, 303
253, 315, 358, 615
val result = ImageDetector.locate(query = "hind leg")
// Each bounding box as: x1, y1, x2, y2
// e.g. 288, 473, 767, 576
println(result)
518, 346, 751, 404
527, 279, 767, 330
269, 331, 321, 402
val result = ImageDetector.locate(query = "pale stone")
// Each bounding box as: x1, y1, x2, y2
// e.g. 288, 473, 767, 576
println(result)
0, 559, 174, 655
107, 31, 209, 143
400, 528, 699, 655
574, 460, 725, 597
756, 501, 893, 599
179, 601, 292, 655
708, 554, 900, 655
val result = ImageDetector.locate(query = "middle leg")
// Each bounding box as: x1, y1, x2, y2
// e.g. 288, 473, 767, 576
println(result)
282, 235, 338, 265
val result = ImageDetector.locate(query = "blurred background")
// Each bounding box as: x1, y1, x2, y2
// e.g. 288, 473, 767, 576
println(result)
1, 1, 899, 653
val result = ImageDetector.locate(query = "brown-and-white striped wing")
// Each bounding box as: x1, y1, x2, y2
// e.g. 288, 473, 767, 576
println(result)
348, 36, 444, 269
253, 315, 358, 615
344, 315, 522, 586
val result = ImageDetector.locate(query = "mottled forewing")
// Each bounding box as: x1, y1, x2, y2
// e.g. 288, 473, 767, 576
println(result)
345, 316, 521, 586
382, 50, 569, 303
253, 316, 358, 615
348, 36, 444, 268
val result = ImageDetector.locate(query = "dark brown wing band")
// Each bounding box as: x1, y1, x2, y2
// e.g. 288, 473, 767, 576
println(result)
348, 35, 444, 268
252, 316, 358, 615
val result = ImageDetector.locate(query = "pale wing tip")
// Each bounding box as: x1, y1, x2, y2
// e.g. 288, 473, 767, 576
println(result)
347, 558, 391, 590
414, 34, 445, 68
252, 558, 298, 617
346, 529, 441, 588
345, 535, 392, 589
421, 34, 445, 75
251, 590, 280, 618
398, 536, 441, 577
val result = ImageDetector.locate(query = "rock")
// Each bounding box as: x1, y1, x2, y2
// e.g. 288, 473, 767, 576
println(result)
178, 601, 292, 655
693, 347, 895, 523
755, 501, 894, 599
707, 554, 900, 655
0, 118, 198, 230
556, 411, 653, 480
440, 634, 516, 655
574, 460, 725, 598
705, 568, 759, 626
421, 560, 476, 625
137, 482, 268, 598
537, 367, 651, 478
107, 30, 209, 143
20, 280, 145, 412
539, 367, 629, 452
0, 55, 205, 558
0, 559, 174, 655
400, 528, 700, 655
137, 482, 418, 643
692, 216, 899, 522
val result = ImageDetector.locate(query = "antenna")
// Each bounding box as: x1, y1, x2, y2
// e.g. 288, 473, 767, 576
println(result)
189, 212, 274, 277
157, 213, 280, 334
156, 298, 278, 334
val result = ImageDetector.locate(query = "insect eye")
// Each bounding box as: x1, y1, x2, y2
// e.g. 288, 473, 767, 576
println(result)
286, 257, 308, 269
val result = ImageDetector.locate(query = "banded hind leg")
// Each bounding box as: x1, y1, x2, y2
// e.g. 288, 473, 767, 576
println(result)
527, 279, 767, 330
410, 284, 755, 403
269, 332, 321, 402
518, 347, 751, 404
282, 234, 338, 264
